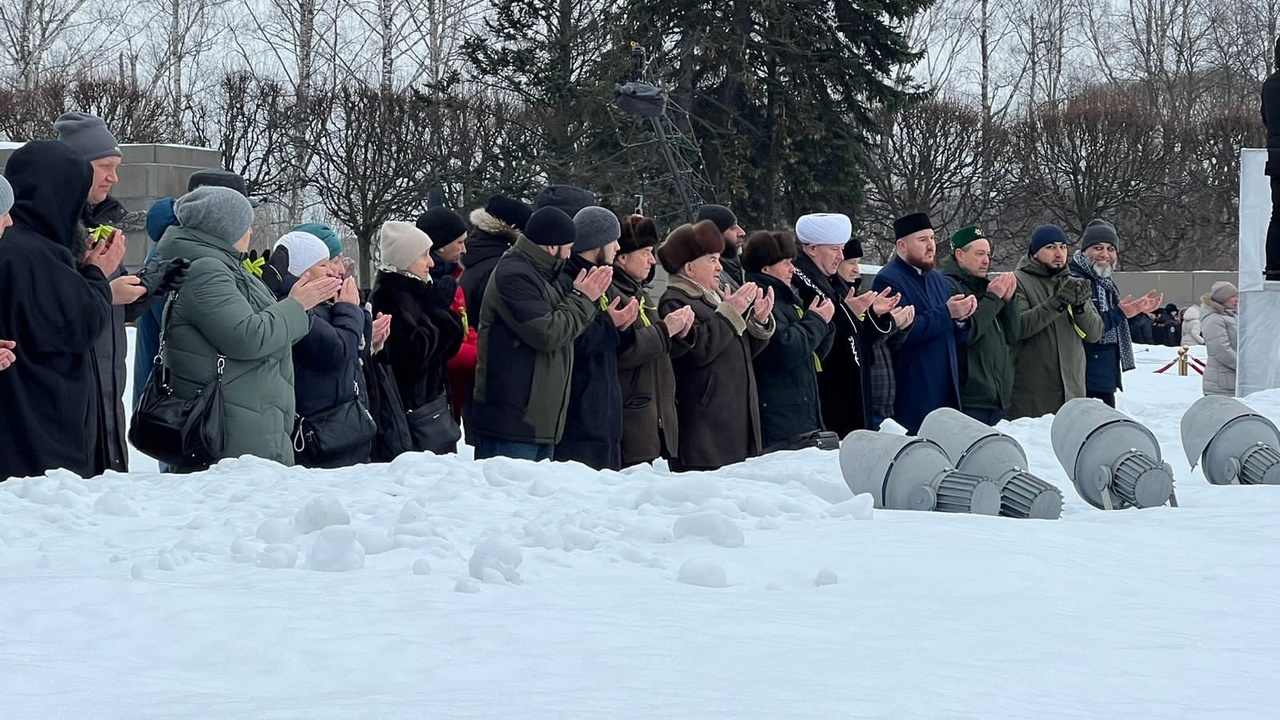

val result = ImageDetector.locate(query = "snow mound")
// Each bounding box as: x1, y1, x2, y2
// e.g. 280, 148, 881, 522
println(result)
305, 527, 365, 572
295, 495, 351, 534
468, 536, 523, 584
677, 559, 729, 588
672, 512, 746, 548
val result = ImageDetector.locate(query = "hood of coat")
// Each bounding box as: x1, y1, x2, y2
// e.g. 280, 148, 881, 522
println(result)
1199, 295, 1236, 317
939, 254, 990, 293
1015, 253, 1067, 279
5, 140, 93, 253
463, 207, 521, 269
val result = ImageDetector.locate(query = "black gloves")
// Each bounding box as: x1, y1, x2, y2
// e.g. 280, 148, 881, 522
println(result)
245, 247, 293, 298
136, 258, 193, 297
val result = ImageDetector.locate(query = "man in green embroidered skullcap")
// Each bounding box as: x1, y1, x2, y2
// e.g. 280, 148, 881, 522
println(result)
938, 225, 1021, 425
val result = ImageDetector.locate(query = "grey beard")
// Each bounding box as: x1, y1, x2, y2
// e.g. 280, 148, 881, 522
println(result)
1092, 263, 1113, 278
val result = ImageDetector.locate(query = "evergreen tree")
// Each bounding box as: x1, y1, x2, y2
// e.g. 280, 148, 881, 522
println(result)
624, 0, 930, 228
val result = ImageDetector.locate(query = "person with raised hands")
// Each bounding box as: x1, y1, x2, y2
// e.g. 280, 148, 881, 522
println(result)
154, 186, 338, 470
657, 219, 775, 472
471, 207, 608, 461
790, 212, 905, 435
610, 214, 693, 467
0, 141, 117, 480
268, 231, 376, 468
872, 212, 975, 435
742, 230, 836, 450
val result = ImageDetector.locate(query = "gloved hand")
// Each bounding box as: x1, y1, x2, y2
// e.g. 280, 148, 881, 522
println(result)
259, 246, 293, 298
1065, 277, 1093, 306
135, 258, 193, 297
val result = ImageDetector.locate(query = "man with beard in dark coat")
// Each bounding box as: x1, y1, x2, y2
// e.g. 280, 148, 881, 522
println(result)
554, 207, 640, 470
0, 141, 120, 480
55, 112, 187, 473
697, 203, 747, 289
790, 213, 905, 436
458, 195, 531, 322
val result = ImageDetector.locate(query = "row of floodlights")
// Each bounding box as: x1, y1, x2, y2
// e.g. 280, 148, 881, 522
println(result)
838, 396, 1280, 520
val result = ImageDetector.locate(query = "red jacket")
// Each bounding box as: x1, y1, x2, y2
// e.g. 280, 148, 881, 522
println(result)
444, 264, 478, 418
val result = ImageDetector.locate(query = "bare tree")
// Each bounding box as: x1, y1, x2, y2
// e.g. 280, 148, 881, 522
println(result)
304, 82, 439, 286
235, 0, 342, 222
0, 0, 113, 90
190, 70, 298, 203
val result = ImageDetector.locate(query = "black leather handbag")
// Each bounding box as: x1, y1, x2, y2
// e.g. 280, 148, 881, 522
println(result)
406, 394, 461, 455
296, 392, 378, 464
128, 294, 227, 468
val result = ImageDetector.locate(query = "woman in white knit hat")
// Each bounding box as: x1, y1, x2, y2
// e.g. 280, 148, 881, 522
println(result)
369, 221, 466, 456
1200, 281, 1238, 396
269, 231, 377, 468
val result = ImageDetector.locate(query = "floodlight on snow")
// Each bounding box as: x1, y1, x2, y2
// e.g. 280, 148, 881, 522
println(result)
1050, 399, 1176, 510
917, 408, 1063, 519
839, 430, 1001, 515
1180, 395, 1280, 486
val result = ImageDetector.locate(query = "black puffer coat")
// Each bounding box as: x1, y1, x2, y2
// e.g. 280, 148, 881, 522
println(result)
370, 270, 465, 414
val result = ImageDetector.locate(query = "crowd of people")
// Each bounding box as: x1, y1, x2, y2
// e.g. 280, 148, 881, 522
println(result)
0, 112, 1245, 482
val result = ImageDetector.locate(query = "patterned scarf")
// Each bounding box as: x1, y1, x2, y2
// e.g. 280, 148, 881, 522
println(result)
1069, 251, 1135, 371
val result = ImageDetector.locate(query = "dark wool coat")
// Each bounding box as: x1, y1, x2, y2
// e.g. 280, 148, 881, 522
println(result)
0, 142, 114, 480
370, 270, 465, 414
871, 255, 967, 434
747, 272, 834, 448
458, 209, 521, 331
611, 271, 679, 466
554, 255, 625, 470
660, 274, 775, 471
790, 252, 895, 437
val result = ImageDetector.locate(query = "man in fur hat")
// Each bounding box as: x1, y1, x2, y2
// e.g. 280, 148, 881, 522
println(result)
611, 215, 694, 466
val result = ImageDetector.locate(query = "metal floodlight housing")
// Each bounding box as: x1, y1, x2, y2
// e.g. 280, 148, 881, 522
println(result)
918, 408, 1064, 519
1181, 395, 1280, 486
1051, 399, 1176, 510
839, 430, 1001, 515
614, 81, 668, 118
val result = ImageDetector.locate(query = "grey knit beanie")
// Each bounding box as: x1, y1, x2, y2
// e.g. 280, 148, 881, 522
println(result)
1210, 281, 1238, 305
572, 206, 621, 253
1081, 219, 1119, 250
53, 112, 123, 162
0, 175, 12, 216
174, 186, 255, 248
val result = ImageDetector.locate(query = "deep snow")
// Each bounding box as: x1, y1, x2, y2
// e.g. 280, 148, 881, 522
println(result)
2, 336, 1278, 718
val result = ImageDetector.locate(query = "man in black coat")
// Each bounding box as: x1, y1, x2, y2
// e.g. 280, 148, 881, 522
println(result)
458, 195, 531, 323
790, 213, 902, 437
1263, 37, 1280, 280
0, 141, 120, 481
55, 112, 155, 474
555, 207, 638, 470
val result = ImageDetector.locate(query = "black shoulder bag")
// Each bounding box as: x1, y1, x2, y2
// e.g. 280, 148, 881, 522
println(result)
128, 292, 227, 469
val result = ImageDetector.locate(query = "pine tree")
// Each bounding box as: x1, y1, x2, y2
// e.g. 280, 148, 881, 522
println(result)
624, 0, 931, 228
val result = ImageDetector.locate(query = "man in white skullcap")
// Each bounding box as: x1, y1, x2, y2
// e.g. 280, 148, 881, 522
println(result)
790, 213, 909, 434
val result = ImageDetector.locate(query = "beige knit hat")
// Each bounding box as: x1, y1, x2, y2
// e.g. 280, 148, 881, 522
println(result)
379, 221, 433, 273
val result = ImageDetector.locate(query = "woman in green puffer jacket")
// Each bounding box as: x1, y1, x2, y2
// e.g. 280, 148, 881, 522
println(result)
155, 187, 340, 469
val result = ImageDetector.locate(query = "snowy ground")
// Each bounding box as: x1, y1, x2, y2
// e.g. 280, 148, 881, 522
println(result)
3, 337, 1279, 718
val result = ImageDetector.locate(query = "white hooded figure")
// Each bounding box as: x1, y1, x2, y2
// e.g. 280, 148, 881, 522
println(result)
1180, 304, 1203, 346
